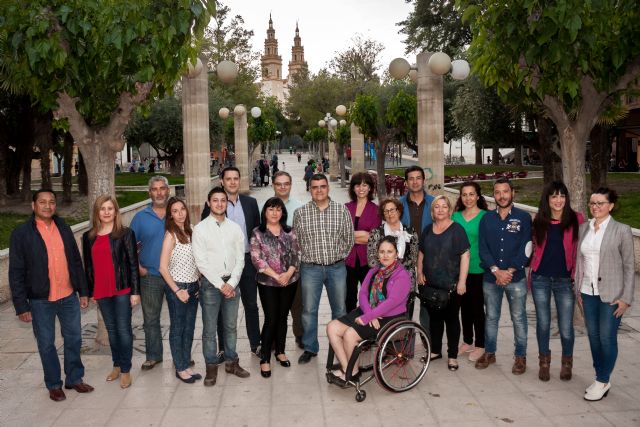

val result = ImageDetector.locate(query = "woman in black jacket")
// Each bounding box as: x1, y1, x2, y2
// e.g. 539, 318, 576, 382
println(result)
82, 195, 140, 389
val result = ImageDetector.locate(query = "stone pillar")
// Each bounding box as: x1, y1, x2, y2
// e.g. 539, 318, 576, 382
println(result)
234, 105, 250, 194
417, 51, 444, 195
350, 122, 365, 174
182, 58, 210, 224
329, 140, 339, 181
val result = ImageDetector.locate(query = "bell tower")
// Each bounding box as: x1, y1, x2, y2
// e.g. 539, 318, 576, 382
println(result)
261, 14, 283, 81
288, 21, 308, 80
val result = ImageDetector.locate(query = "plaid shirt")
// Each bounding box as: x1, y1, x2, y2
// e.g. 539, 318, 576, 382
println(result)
293, 199, 354, 265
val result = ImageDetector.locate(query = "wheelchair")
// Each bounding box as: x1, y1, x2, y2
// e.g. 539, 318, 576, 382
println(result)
325, 292, 431, 402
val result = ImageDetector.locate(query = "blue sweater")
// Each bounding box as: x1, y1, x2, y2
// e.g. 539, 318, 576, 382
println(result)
130, 205, 166, 276
478, 206, 532, 283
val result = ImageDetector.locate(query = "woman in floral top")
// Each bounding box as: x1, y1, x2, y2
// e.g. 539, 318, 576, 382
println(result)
250, 197, 301, 378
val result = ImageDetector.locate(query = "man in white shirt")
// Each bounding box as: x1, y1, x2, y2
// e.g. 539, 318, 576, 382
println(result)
193, 186, 250, 386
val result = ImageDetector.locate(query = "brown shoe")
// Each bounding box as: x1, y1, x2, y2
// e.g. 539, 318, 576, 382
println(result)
225, 360, 250, 378
538, 353, 550, 381
64, 382, 95, 393
474, 352, 496, 369
512, 356, 527, 375
120, 372, 132, 389
204, 363, 219, 386
49, 388, 66, 402
106, 367, 121, 382
560, 356, 573, 381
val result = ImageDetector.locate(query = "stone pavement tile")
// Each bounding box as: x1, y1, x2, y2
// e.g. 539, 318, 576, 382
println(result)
476, 391, 544, 422
526, 389, 595, 416
170, 383, 222, 408
106, 408, 164, 427
120, 387, 175, 409
219, 383, 271, 407
67, 381, 126, 409
576, 384, 639, 412
600, 410, 640, 427
547, 413, 614, 426
494, 416, 554, 426
269, 360, 321, 384
0, 352, 30, 369
272, 381, 321, 406
269, 403, 324, 427
461, 374, 520, 396
3, 393, 78, 427
161, 407, 217, 427
2, 337, 39, 352
376, 401, 436, 427
323, 401, 383, 427
52, 407, 113, 427
214, 405, 270, 427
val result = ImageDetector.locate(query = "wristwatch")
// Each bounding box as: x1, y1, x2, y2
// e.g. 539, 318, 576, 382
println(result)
490, 266, 498, 274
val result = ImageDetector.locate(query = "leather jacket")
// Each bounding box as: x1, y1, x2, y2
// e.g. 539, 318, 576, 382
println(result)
82, 227, 140, 296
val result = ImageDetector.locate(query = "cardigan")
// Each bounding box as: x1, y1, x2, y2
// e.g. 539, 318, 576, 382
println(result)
345, 200, 381, 267
358, 264, 411, 324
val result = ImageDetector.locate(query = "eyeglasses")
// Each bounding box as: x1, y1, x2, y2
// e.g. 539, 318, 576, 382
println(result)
589, 201, 610, 208
383, 208, 398, 214
274, 182, 291, 187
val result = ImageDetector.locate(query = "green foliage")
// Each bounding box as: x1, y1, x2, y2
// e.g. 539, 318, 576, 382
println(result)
386, 89, 417, 144
303, 127, 328, 143
249, 116, 276, 144
398, 0, 471, 56
0, 1, 215, 125
459, 0, 640, 111
335, 124, 351, 147
350, 94, 380, 140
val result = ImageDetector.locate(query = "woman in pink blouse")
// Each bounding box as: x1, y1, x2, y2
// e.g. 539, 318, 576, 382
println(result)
250, 197, 301, 378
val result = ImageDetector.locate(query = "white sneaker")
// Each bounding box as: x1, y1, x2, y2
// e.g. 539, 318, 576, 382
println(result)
584, 381, 611, 401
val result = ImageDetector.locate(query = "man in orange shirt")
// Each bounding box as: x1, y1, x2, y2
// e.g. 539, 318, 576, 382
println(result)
9, 189, 93, 402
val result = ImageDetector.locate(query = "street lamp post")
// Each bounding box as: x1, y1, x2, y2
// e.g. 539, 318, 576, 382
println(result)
389, 53, 469, 194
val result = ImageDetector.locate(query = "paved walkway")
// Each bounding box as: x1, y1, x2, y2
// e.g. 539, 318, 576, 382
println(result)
1, 153, 640, 427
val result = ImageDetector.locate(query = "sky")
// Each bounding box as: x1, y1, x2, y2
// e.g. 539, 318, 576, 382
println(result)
227, 0, 415, 74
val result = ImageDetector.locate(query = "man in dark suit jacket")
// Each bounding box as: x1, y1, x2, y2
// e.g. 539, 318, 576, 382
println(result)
202, 167, 262, 355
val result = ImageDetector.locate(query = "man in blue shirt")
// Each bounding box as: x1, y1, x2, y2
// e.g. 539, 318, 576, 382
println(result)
130, 176, 170, 370
477, 178, 532, 374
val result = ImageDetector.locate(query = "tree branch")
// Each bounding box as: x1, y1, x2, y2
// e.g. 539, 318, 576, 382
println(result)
104, 82, 154, 151
541, 95, 570, 130
612, 55, 640, 92
54, 92, 93, 146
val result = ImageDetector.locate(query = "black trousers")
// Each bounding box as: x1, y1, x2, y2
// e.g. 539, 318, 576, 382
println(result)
345, 260, 370, 313
290, 280, 303, 338
258, 282, 298, 362
460, 273, 485, 348
426, 292, 461, 359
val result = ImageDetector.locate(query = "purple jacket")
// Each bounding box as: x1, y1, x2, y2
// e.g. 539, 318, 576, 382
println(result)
358, 264, 411, 324
345, 200, 381, 267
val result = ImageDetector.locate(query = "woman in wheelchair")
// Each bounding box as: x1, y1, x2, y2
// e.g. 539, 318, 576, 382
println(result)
327, 235, 411, 383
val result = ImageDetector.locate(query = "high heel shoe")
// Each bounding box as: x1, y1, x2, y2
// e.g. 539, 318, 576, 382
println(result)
260, 362, 271, 378
275, 354, 291, 367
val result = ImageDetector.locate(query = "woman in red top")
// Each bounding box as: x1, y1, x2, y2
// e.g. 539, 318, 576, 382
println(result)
82, 195, 140, 389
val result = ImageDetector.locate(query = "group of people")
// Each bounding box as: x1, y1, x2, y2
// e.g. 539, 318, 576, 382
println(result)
8, 162, 635, 405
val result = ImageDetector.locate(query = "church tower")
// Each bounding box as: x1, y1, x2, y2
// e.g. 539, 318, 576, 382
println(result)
261, 14, 283, 81
287, 22, 308, 80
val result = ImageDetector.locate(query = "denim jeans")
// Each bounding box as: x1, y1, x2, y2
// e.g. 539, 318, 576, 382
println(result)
140, 275, 166, 361
531, 274, 575, 356
200, 277, 241, 364
300, 262, 347, 354
97, 294, 133, 373
30, 294, 84, 390
483, 278, 528, 356
582, 293, 622, 383
165, 282, 199, 371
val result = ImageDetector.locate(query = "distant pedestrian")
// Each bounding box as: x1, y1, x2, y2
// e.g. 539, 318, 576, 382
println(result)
297, 152, 302, 163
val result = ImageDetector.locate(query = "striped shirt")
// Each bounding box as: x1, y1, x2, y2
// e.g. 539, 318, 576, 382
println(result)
293, 199, 354, 265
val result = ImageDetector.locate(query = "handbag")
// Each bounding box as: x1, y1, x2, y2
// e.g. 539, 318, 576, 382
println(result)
419, 285, 454, 311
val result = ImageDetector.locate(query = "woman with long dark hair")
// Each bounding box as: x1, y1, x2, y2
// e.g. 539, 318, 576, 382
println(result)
250, 197, 301, 378
82, 195, 140, 389
345, 172, 381, 312
576, 188, 635, 401
159, 197, 201, 384
530, 181, 584, 382
452, 182, 488, 362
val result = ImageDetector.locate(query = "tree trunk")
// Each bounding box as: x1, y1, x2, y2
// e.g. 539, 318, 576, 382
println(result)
589, 125, 609, 192
20, 144, 32, 201
475, 145, 482, 165
492, 145, 499, 166
0, 131, 7, 205
34, 113, 53, 190
78, 152, 88, 195
559, 126, 588, 216
536, 117, 562, 186
375, 141, 387, 198
336, 144, 347, 188
62, 132, 74, 204
514, 143, 522, 166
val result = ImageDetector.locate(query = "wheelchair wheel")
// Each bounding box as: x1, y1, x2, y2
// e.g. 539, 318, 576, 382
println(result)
373, 320, 430, 392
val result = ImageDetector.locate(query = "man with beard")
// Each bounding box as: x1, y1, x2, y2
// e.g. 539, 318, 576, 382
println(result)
130, 176, 170, 370
476, 178, 532, 374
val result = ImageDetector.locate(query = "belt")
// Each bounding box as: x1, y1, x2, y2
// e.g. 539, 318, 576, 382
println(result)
305, 260, 342, 267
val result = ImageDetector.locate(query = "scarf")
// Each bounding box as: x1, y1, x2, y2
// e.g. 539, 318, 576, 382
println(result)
369, 260, 399, 308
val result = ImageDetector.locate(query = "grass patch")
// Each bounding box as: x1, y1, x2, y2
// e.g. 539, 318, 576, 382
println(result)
448, 173, 640, 229
386, 164, 540, 178
0, 213, 31, 249
114, 173, 184, 186
116, 191, 150, 207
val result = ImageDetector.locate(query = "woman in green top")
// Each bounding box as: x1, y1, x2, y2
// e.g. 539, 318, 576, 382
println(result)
452, 181, 488, 362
